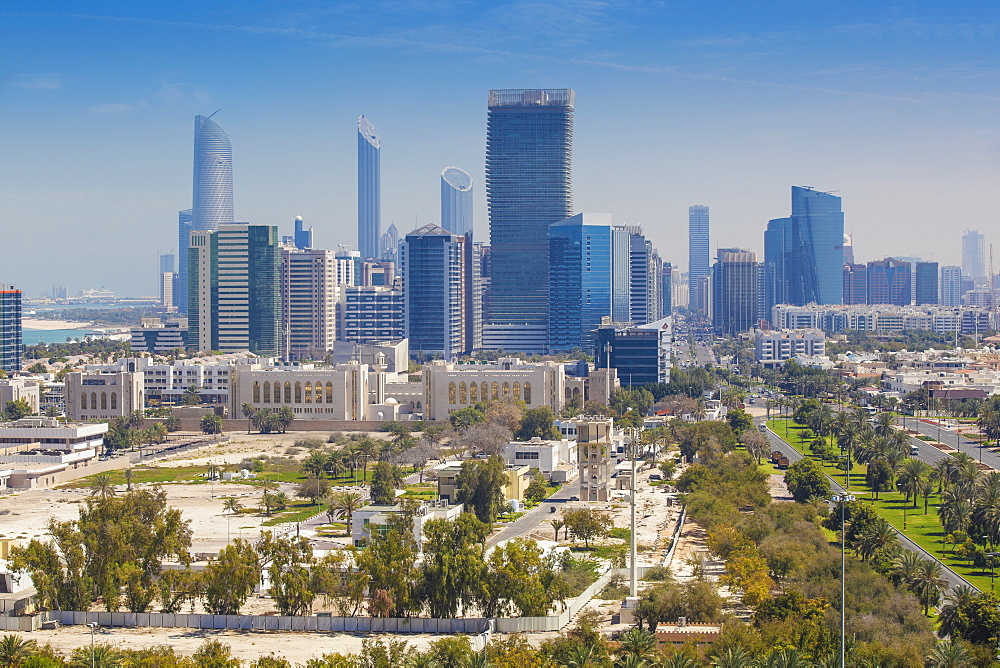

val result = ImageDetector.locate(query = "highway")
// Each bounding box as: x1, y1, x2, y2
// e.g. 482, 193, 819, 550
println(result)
762, 422, 977, 593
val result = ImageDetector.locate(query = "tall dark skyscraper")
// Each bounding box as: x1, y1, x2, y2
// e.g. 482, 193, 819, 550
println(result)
0, 284, 22, 374
711, 249, 760, 336
962, 229, 985, 285
176, 208, 194, 313
867, 258, 911, 306
765, 187, 844, 309
915, 261, 940, 305
192, 114, 234, 231
485, 89, 574, 335
357, 115, 381, 260
688, 205, 710, 312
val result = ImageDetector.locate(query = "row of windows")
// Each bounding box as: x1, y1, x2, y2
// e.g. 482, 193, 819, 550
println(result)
80, 391, 117, 410
447, 381, 531, 405
252, 381, 336, 404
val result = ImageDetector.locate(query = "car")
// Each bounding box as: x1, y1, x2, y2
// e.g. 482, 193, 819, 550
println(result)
569, 496, 580, 501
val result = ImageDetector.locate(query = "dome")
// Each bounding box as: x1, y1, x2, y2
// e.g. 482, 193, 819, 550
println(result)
384, 397, 399, 405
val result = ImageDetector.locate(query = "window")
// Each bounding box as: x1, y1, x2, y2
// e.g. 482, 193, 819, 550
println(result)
263, 382, 271, 403
305, 382, 312, 403
81, 393, 87, 410
491, 382, 499, 401
514, 382, 521, 399
502, 382, 510, 399
459, 382, 467, 404
284, 382, 292, 403
470, 383, 478, 403
101, 393, 108, 410
90, 393, 97, 410
515, 452, 540, 460
482, 383, 488, 402
253, 382, 260, 403
326, 382, 333, 404
110, 392, 117, 410
449, 382, 457, 404
294, 382, 302, 403
523, 382, 532, 404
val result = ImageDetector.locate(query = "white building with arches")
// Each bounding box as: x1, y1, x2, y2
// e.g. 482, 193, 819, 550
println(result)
65, 371, 144, 422
422, 358, 565, 421
228, 360, 370, 421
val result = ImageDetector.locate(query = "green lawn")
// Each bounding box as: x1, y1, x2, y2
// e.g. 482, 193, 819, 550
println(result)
769, 418, 998, 593
61, 463, 374, 490
262, 501, 325, 526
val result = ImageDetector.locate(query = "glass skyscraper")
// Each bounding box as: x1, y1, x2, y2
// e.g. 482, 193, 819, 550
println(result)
192, 114, 234, 231
0, 285, 22, 374
357, 115, 381, 260
962, 229, 986, 284
486, 89, 574, 330
176, 208, 194, 313
441, 166, 474, 238
711, 249, 760, 336
688, 205, 710, 312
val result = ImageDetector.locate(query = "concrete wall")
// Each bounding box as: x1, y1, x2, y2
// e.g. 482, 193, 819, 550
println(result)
166, 419, 447, 433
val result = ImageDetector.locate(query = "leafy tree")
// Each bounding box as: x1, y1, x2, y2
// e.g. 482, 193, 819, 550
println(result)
866, 458, 893, 499
295, 476, 331, 506
259, 533, 316, 616
8, 518, 90, 611
452, 422, 512, 457
562, 507, 613, 548
200, 413, 223, 435
202, 539, 259, 615
456, 455, 508, 524
192, 639, 241, 668
355, 503, 419, 617
369, 461, 404, 505
936, 590, 1000, 646
482, 538, 560, 617
69, 643, 122, 668
740, 429, 769, 465
784, 458, 830, 503
417, 514, 489, 617
514, 406, 560, 441
524, 471, 549, 503
726, 407, 753, 434
3, 398, 33, 421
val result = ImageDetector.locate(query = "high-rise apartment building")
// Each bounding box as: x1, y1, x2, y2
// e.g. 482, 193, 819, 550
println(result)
962, 230, 986, 285
176, 209, 194, 313
400, 224, 470, 360
281, 248, 339, 360
485, 89, 574, 350
661, 264, 673, 316
192, 114, 234, 231
379, 223, 399, 263
357, 116, 381, 260
710, 248, 760, 336
548, 213, 620, 352
915, 261, 939, 305
628, 230, 663, 326
338, 286, 404, 343
765, 187, 844, 308
187, 224, 280, 356
0, 285, 22, 375
940, 266, 963, 307
842, 264, 868, 305
866, 258, 911, 306
334, 248, 360, 286
688, 205, 710, 313
843, 233, 855, 265
441, 167, 474, 238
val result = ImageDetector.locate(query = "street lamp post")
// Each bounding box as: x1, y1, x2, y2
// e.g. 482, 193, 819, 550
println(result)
87, 621, 97, 668
831, 493, 856, 668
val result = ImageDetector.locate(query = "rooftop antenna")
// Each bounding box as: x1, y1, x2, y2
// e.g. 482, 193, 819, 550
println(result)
207, 108, 222, 119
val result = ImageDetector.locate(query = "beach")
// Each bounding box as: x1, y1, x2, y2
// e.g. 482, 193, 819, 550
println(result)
21, 318, 95, 330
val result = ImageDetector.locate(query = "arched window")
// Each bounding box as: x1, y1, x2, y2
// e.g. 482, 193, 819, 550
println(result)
573, 387, 581, 397
448, 382, 457, 404
481, 383, 488, 402
470, 383, 478, 403
110, 392, 117, 410
294, 382, 302, 403
263, 382, 271, 403
91, 392, 97, 410
523, 382, 532, 404
304, 382, 312, 403
565, 387, 572, 400
253, 382, 260, 403
459, 382, 467, 404
491, 382, 499, 401
81, 393, 87, 410
284, 382, 292, 403
514, 382, 521, 399
501, 382, 510, 399
326, 382, 334, 404
100, 392, 107, 410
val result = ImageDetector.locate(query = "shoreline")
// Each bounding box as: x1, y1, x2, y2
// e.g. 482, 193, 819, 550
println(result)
22, 318, 95, 331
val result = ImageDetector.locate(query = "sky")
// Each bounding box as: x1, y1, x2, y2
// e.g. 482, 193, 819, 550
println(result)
2, 1, 1000, 297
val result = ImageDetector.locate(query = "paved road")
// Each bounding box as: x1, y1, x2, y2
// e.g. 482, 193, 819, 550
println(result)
486, 479, 580, 548
762, 422, 977, 593
907, 417, 1000, 470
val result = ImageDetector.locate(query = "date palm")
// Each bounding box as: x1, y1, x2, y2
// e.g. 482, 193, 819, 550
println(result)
926, 639, 972, 668
0, 634, 36, 666
910, 559, 948, 615
222, 497, 242, 514
89, 472, 117, 498
857, 519, 897, 562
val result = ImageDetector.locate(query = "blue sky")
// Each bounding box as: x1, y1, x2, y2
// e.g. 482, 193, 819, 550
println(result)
2, 1, 999, 296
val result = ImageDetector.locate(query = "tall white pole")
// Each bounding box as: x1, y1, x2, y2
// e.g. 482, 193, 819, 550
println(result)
630, 428, 638, 597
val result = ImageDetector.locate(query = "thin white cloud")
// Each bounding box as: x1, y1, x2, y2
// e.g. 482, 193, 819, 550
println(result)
7, 73, 62, 90
89, 102, 138, 114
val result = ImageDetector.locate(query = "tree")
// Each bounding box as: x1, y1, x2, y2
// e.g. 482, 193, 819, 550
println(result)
355, 503, 419, 617
200, 413, 223, 435
295, 476, 331, 506
69, 643, 122, 668
241, 402, 255, 435
326, 492, 363, 531
562, 507, 613, 548
514, 406, 560, 441
164, 415, 182, 432
452, 422, 512, 457
222, 497, 243, 515
449, 405, 485, 431
259, 533, 316, 617
203, 539, 259, 615
0, 634, 36, 666
936, 590, 1000, 646
866, 458, 893, 499
481, 538, 560, 617
276, 406, 295, 433
926, 639, 973, 668
524, 471, 549, 503
783, 458, 830, 503
550, 518, 565, 542
456, 455, 508, 524
302, 450, 330, 478
4, 399, 33, 421
369, 461, 404, 505
192, 639, 241, 668
182, 385, 202, 406
910, 559, 948, 615
740, 429, 769, 465
725, 408, 753, 435
89, 472, 117, 498
418, 514, 490, 617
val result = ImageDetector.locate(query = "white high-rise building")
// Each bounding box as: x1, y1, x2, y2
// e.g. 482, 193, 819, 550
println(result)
357, 116, 381, 260
441, 167, 474, 238
940, 265, 963, 307
281, 248, 341, 361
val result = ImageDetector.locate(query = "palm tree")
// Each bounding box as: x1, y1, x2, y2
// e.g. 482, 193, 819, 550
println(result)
616, 627, 657, 662
276, 406, 295, 433
890, 550, 923, 588
302, 450, 330, 478
200, 413, 223, 435
89, 472, 117, 498
897, 459, 930, 507
0, 634, 36, 666
910, 559, 949, 615
937, 489, 972, 537
222, 497, 243, 514
69, 643, 122, 668
926, 639, 972, 668
710, 646, 756, 668
550, 518, 565, 542
937, 585, 977, 639
123, 468, 135, 491
857, 520, 898, 561
355, 437, 379, 481
241, 402, 255, 435
873, 411, 896, 439
326, 492, 363, 532
973, 472, 1000, 545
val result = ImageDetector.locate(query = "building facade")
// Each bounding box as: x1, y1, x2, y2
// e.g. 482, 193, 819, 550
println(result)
866, 258, 911, 306
485, 89, 574, 346
842, 263, 868, 305
711, 249, 760, 336
129, 319, 187, 354
0, 285, 22, 375
281, 248, 339, 360
357, 115, 381, 259
422, 358, 565, 420
688, 205, 710, 313
441, 167, 474, 238
192, 114, 234, 232
754, 329, 826, 367
594, 317, 673, 387
940, 266, 963, 307
962, 229, 986, 285
629, 230, 663, 326
65, 371, 144, 422
229, 361, 370, 421
915, 261, 939, 305
338, 286, 405, 343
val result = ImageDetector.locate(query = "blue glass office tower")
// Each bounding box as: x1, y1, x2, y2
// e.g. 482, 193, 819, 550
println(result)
548, 213, 625, 352
486, 89, 574, 329
293, 216, 313, 250
192, 114, 234, 231
0, 285, 22, 374
441, 167, 474, 238
688, 205, 710, 312
400, 224, 466, 360
176, 209, 194, 314
357, 116, 381, 260
764, 187, 844, 311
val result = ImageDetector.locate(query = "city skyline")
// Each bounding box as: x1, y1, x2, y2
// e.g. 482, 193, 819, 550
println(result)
3, 3, 1000, 295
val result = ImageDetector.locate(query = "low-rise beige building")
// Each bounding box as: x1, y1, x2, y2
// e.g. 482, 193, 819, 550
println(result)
435, 460, 532, 504
65, 371, 144, 422
422, 357, 564, 420
229, 360, 371, 420
0, 379, 40, 414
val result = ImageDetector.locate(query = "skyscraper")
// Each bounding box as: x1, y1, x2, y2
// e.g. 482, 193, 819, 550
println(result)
485, 89, 574, 343
548, 213, 617, 352
866, 258, 911, 306
843, 233, 855, 265
293, 216, 313, 250
962, 229, 986, 285
187, 224, 280, 356
192, 114, 234, 232
441, 167, 474, 238
628, 230, 663, 326
710, 249, 760, 336
379, 223, 399, 263
661, 264, 673, 316
0, 285, 22, 374
915, 262, 939, 305
842, 264, 868, 305
281, 248, 339, 360
176, 209, 193, 313
688, 205, 710, 313
357, 115, 381, 260
400, 224, 469, 360
940, 266, 963, 307
763, 217, 791, 316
